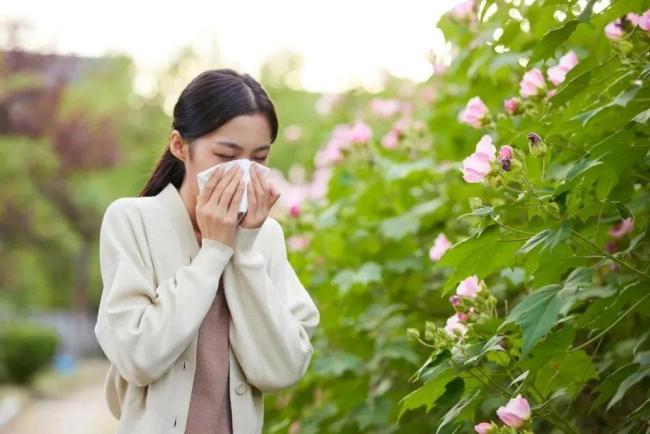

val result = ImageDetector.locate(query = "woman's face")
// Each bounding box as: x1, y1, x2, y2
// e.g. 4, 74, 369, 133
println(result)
171, 112, 273, 198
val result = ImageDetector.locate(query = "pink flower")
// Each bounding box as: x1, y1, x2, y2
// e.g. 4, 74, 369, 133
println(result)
605, 20, 625, 39
605, 13, 641, 39
498, 145, 513, 161
605, 240, 618, 253
314, 121, 373, 167
519, 68, 546, 98
449, 295, 461, 307
429, 233, 452, 261
627, 12, 641, 26
314, 140, 344, 167
381, 130, 399, 149
308, 167, 331, 200
459, 96, 489, 128
497, 394, 531, 428
456, 275, 481, 298
444, 313, 468, 337
609, 217, 634, 238
474, 422, 494, 434
287, 234, 310, 251
433, 60, 448, 76
462, 135, 496, 183
503, 97, 520, 115
498, 145, 514, 171
639, 10, 650, 31
421, 86, 436, 103
449, 0, 475, 20
289, 204, 300, 218
370, 98, 401, 118
547, 51, 579, 86
349, 121, 373, 143
392, 117, 411, 135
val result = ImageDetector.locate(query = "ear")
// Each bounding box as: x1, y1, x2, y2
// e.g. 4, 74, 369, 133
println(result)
169, 130, 188, 162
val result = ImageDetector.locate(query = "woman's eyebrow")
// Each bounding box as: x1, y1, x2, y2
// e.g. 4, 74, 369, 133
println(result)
215, 141, 270, 152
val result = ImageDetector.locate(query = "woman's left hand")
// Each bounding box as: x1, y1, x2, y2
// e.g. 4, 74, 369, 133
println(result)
238, 164, 281, 229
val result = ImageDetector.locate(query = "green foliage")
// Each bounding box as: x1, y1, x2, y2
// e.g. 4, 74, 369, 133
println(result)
0, 321, 59, 384
264, 0, 650, 433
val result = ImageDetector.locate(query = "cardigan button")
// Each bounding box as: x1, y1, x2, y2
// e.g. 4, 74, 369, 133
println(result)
235, 381, 247, 395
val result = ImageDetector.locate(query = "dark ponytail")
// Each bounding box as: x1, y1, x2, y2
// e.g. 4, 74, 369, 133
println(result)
139, 68, 279, 197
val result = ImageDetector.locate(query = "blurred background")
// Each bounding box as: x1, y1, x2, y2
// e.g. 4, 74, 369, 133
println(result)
0, 1, 456, 432
5, 1, 647, 433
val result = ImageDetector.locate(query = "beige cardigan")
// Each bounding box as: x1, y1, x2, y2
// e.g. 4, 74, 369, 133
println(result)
94, 182, 320, 434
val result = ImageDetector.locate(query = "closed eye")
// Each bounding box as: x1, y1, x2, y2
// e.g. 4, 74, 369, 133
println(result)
216, 154, 266, 162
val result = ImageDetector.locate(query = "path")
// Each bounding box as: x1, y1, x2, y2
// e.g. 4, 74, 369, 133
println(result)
0, 359, 118, 434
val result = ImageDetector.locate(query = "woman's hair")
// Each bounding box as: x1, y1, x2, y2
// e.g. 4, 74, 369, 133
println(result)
139, 68, 279, 197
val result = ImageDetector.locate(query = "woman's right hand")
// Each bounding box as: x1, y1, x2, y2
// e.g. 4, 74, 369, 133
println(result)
196, 165, 245, 249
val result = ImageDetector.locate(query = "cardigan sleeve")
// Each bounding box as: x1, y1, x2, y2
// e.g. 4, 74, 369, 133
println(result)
95, 198, 234, 387
226, 217, 320, 393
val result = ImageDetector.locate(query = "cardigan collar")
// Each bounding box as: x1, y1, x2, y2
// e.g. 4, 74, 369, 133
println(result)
155, 182, 200, 257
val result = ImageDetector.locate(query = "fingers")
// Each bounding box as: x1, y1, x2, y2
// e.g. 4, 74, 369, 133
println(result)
269, 184, 281, 208
229, 178, 245, 218
198, 166, 224, 206
216, 166, 244, 209
251, 165, 265, 202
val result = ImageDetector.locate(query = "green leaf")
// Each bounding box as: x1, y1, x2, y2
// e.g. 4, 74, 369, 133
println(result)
437, 225, 524, 294
534, 350, 598, 398
519, 326, 576, 373
607, 366, 650, 411
332, 262, 382, 294
592, 363, 639, 411
312, 351, 364, 378
576, 85, 643, 125
529, 20, 579, 65
550, 70, 592, 107
503, 285, 562, 355
436, 389, 481, 434
398, 368, 455, 422
518, 221, 572, 255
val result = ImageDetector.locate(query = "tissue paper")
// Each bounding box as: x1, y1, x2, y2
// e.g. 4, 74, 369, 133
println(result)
196, 159, 271, 214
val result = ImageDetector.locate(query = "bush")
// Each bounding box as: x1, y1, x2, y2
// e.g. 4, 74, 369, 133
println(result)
0, 321, 59, 384
263, 1, 650, 433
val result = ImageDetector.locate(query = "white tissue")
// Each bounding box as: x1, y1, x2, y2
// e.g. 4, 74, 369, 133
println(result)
196, 159, 271, 214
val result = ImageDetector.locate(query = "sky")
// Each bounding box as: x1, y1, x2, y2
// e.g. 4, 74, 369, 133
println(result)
2, 0, 457, 94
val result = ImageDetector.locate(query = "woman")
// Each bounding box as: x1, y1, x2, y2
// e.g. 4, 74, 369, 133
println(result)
95, 68, 320, 434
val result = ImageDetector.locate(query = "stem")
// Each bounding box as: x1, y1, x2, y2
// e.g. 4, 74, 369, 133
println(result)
571, 230, 649, 278
571, 292, 650, 351
490, 217, 537, 235
530, 385, 579, 434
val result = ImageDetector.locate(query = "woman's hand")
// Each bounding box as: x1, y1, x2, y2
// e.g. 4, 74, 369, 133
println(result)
239, 164, 281, 229
196, 165, 245, 248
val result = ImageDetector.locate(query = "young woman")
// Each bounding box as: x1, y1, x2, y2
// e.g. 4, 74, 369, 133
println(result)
95, 68, 320, 434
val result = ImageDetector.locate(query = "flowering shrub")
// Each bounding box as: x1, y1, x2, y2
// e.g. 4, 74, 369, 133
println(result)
264, 1, 650, 433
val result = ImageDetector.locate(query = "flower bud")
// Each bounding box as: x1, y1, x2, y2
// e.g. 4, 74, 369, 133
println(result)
488, 173, 503, 187
468, 197, 483, 211
407, 328, 420, 340
527, 132, 547, 157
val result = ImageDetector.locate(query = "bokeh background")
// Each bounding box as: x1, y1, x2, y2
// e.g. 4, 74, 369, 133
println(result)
2, 0, 650, 433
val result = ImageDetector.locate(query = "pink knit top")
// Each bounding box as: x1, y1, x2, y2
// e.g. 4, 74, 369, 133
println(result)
184, 275, 233, 434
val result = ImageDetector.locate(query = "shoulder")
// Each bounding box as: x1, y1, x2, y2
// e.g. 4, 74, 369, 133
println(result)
104, 195, 152, 215
101, 196, 151, 231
